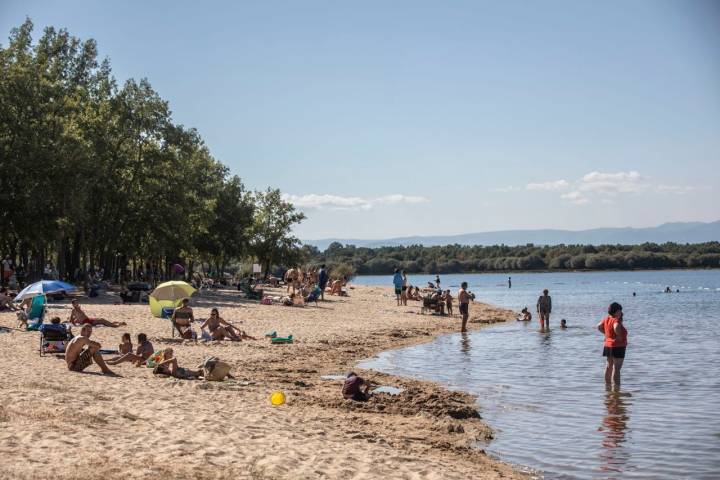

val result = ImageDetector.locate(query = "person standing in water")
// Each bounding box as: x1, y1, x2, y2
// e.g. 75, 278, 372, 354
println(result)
508, 276, 512, 289
458, 281, 471, 333
536, 289, 552, 330
597, 302, 627, 386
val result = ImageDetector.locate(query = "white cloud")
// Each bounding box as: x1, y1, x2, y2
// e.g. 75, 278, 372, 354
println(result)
283, 193, 429, 211
560, 191, 589, 205
526, 179, 570, 191
655, 184, 706, 195
493, 170, 706, 207
579, 171, 646, 194
491, 186, 522, 192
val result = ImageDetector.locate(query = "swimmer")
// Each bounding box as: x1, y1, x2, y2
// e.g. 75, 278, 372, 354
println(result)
560, 319, 567, 329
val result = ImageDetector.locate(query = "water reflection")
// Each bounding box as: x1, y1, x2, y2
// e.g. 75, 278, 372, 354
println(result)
460, 332, 471, 356
598, 386, 632, 476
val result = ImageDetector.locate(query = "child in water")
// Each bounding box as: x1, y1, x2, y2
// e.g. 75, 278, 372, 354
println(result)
560, 319, 567, 329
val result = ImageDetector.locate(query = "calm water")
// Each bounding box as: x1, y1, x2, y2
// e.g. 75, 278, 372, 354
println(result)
355, 271, 720, 479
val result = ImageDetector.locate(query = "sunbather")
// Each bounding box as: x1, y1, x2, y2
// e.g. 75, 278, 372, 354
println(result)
106, 333, 154, 366
69, 299, 126, 327
171, 298, 196, 339
152, 348, 202, 379
65, 324, 115, 375
200, 308, 255, 341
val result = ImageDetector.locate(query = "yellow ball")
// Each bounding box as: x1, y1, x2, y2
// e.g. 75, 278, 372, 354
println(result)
270, 391, 286, 406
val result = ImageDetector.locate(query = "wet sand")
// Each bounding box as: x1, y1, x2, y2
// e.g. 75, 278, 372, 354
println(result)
0, 285, 526, 479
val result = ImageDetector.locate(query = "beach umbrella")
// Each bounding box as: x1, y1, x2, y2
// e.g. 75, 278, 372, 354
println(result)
14, 280, 76, 302
149, 280, 195, 317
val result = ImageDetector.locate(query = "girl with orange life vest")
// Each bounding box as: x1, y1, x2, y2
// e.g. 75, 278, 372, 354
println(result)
597, 302, 628, 386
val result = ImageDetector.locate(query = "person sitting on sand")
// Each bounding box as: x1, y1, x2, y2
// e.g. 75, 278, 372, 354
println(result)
331, 276, 348, 296
65, 324, 115, 375
200, 308, 255, 341
107, 333, 154, 366
153, 348, 203, 380
342, 372, 372, 402
412, 286, 421, 300
119, 332, 133, 354
171, 298, 196, 339
0, 287, 17, 311
69, 299, 126, 327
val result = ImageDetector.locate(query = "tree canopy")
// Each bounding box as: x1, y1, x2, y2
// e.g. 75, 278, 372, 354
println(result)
0, 19, 304, 282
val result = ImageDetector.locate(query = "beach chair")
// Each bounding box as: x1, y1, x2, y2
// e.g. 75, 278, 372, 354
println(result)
25, 295, 47, 331
39, 323, 72, 356
238, 280, 263, 300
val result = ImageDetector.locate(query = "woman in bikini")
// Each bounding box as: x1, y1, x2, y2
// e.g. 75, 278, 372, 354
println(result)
200, 308, 256, 341
153, 348, 202, 379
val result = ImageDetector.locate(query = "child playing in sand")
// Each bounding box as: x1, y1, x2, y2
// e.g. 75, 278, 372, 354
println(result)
119, 333, 133, 354
342, 372, 372, 402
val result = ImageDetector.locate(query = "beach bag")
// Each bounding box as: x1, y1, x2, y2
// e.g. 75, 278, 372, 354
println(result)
201, 356, 231, 381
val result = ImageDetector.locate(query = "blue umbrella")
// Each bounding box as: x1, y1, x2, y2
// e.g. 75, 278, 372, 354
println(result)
14, 280, 76, 301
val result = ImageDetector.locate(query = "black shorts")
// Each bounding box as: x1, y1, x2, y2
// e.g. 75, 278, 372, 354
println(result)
459, 303, 469, 315
401, 286, 407, 291
395, 286, 402, 295
603, 346, 626, 358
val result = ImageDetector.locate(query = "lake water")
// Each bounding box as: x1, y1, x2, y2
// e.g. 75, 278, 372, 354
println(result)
355, 271, 720, 479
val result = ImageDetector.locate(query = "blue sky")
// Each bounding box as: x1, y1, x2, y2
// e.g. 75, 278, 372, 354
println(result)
2, 1, 719, 239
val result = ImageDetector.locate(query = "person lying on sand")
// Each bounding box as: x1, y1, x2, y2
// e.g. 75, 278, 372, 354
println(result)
152, 348, 202, 380
106, 333, 154, 366
342, 372, 372, 402
65, 324, 115, 375
69, 299, 126, 327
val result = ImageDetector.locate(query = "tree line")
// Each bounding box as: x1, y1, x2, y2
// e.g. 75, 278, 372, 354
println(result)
0, 20, 305, 284
305, 241, 720, 276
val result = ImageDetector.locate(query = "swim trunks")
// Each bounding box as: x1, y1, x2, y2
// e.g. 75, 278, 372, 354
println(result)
69, 348, 93, 372
394, 286, 402, 295
82, 317, 96, 325
602, 346, 626, 358
459, 303, 469, 315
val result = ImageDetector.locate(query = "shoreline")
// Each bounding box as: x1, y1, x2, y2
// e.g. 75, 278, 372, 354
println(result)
0, 285, 528, 479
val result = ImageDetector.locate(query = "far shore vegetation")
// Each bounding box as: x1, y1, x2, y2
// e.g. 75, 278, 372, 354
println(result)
305, 241, 720, 277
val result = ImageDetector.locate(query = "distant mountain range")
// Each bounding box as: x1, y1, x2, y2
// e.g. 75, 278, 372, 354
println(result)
304, 221, 720, 250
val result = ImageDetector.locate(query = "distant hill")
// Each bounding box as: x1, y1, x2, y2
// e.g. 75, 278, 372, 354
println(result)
304, 221, 720, 250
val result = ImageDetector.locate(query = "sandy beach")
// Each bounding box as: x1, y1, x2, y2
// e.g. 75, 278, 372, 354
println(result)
0, 285, 526, 480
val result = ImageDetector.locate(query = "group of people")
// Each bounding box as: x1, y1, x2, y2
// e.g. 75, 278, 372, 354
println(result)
284, 265, 348, 300
170, 298, 256, 341
390, 274, 629, 385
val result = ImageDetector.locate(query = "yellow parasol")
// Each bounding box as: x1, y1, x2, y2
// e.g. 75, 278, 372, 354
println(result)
149, 281, 196, 317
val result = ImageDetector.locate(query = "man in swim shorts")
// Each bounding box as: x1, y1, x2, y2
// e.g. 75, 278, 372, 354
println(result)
536, 289, 552, 331
69, 299, 126, 327
458, 282, 471, 333
65, 324, 115, 374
